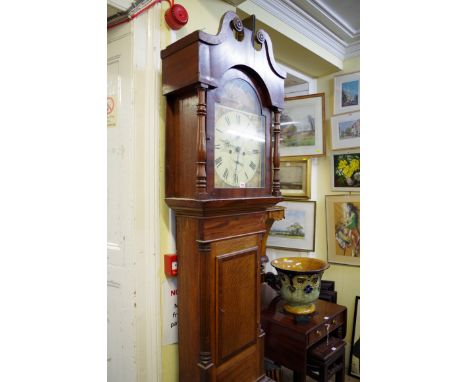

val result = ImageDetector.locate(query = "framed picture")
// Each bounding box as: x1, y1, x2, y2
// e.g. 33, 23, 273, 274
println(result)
331, 112, 360, 150
349, 296, 360, 379
334, 72, 360, 115
280, 93, 325, 157
325, 194, 360, 266
280, 156, 311, 199
330, 149, 360, 191
267, 201, 316, 251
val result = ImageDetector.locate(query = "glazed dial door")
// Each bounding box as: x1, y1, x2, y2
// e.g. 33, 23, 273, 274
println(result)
214, 104, 265, 188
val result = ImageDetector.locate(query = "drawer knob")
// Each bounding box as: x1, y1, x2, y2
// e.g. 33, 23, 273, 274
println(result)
332, 319, 337, 325
315, 330, 321, 336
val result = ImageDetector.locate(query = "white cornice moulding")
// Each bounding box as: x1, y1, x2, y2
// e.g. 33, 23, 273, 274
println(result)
250, 0, 359, 61
107, 0, 133, 11
310, 0, 359, 39
345, 41, 360, 59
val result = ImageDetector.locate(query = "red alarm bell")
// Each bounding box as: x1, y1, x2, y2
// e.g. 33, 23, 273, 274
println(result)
165, 3, 188, 30
164, 254, 178, 277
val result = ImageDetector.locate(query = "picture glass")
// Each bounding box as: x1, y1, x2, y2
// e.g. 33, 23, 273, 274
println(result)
331, 112, 360, 150
331, 151, 360, 191
334, 72, 360, 114
270, 209, 306, 238
326, 195, 360, 266
267, 201, 316, 251
341, 79, 359, 108
281, 164, 304, 190
339, 118, 359, 140
280, 94, 325, 156
280, 157, 311, 198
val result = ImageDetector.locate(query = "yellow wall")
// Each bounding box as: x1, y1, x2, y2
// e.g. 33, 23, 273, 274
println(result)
157, 1, 360, 379
316, 56, 360, 364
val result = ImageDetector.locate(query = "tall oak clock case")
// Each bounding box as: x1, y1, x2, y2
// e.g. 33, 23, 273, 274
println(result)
161, 12, 285, 382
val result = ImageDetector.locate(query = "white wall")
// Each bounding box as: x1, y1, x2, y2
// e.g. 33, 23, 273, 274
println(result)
107, 5, 163, 381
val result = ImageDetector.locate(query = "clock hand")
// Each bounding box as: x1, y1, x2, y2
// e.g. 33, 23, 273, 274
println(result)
242, 148, 260, 155
233, 146, 242, 182
218, 139, 236, 152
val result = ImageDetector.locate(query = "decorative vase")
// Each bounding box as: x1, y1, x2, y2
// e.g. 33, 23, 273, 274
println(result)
270, 257, 329, 316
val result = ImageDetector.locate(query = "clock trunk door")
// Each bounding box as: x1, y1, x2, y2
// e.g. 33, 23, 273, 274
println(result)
212, 234, 261, 381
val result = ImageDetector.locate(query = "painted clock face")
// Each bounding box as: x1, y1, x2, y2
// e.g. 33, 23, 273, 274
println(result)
214, 104, 265, 188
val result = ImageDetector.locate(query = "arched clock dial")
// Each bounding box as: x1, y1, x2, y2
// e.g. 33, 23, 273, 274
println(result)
214, 104, 265, 188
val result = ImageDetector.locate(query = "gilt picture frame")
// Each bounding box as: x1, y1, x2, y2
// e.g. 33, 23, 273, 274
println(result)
331, 112, 360, 150
349, 296, 360, 378
330, 150, 360, 191
325, 194, 360, 266
334, 72, 360, 115
267, 201, 316, 251
280, 156, 311, 199
280, 93, 325, 157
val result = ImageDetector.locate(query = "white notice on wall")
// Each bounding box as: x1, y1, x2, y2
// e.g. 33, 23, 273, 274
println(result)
162, 277, 178, 345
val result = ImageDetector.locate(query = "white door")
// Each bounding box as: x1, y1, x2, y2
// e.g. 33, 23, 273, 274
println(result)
107, 11, 162, 380
107, 27, 137, 382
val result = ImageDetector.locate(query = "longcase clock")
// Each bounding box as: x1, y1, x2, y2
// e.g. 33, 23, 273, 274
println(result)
161, 12, 285, 382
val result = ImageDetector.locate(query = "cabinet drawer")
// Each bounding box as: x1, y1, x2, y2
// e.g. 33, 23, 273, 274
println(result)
307, 312, 345, 346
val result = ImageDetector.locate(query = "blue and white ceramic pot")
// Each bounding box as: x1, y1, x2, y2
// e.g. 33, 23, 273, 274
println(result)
271, 257, 329, 316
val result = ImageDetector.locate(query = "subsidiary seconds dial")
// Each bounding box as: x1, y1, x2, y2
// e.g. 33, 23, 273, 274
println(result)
214, 105, 265, 188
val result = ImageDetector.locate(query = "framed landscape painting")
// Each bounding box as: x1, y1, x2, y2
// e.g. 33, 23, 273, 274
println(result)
280, 93, 325, 157
325, 194, 360, 266
334, 72, 360, 115
331, 150, 360, 191
331, 112, 360, 150
267, 201, 316, 251
280, 156, 311, 199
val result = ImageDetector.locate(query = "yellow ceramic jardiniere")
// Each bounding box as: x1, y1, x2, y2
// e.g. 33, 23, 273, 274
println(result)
271, 257, 329, 316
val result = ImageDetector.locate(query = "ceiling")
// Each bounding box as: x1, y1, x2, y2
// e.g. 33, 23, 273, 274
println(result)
107, 0, 359, 78
290, 0, 360, 45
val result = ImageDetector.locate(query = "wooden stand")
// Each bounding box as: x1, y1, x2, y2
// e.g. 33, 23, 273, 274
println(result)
307, 336, 346, 382
261, 297, 347, 382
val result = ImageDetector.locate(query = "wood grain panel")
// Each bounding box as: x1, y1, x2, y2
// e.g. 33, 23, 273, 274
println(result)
176, 217, 201, 382
202, 213, 266, 241
165, 91, 200, 199
216, 344, 257, 382
162, 42, 200, 95
176, 94, 198, 198
216, 248, 257, 362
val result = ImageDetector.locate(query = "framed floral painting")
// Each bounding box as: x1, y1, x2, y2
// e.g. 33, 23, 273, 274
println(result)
267, 201, 316, 251
334, 72, 360, 115
330, 150, 360, 191
331, 112, 360, 150
325, 194, 360, 266
279, 93, 325, 157
280, 156, 311, 199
